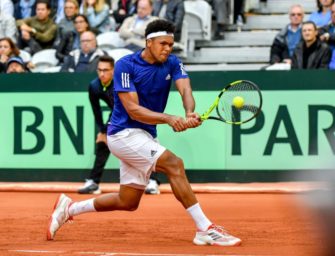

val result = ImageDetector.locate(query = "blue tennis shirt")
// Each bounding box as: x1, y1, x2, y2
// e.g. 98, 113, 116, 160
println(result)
108, 50, 189, 138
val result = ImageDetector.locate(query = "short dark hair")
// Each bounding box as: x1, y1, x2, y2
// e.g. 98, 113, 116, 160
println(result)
99, 55, 115, 67
145, 19, 175, 38
36, 0, 51, 9
302, 21, 317, 30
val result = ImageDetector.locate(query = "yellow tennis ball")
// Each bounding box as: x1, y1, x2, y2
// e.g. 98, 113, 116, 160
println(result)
233, 96, 244, 108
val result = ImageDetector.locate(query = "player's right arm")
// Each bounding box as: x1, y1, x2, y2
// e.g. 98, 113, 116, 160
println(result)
118, 91, 188, 132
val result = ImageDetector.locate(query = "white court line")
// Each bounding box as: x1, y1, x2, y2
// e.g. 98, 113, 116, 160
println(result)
77, 253, 260, 256
10, 250, 65, 254
78, 253, 218, 256
10, 250, 259, 256
77, 252, 260, 256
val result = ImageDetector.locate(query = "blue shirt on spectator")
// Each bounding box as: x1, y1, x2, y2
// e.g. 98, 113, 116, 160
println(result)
287, 25, 302, 57
309, 10, 332, 27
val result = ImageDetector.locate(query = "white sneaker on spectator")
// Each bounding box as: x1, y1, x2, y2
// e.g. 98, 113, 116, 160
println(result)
145, 179, 160, 195
78, 179, 101, 194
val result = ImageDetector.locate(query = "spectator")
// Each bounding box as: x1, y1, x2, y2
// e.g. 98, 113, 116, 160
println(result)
6, 56, 30, 73
0, 0, 14, 15
119, 0, 158, 51
270, 4, 304, 65
291, 21, 331, 69
14, 0, 37, 19
0, 37, 20, 73
0, 37, 34, 72
234, 0, 245, 24
54, 0, 79, 46
80, 0, 113, 33
257, 0, 268, 13
0, 10, 18, 43
16, 0, 57, 54
212, 0, 230, 40
319, 2, 335, 69
309, 0, 334, 27
78, 55, 115, 194
152, 0, 184, 42
60, 30, 106, 72
49, 0, 66, 23
55, 14, 91, 63
112, 0, 137, 27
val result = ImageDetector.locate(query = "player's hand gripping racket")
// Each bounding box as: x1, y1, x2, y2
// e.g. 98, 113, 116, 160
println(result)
200, 80, 262, 125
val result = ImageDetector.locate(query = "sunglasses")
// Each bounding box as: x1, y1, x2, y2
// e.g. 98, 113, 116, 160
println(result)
290, 13, 303, 17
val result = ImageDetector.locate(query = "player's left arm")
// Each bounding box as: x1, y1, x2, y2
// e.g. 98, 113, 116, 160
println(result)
175, 78, 202, 128
119, 91, 189, 132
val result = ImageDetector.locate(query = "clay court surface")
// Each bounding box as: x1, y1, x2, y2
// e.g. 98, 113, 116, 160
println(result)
0, 183, 327, 256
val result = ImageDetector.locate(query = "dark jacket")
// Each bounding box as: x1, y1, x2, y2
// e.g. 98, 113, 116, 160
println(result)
55, 30, 78, 63
319, 23, 335, 69
89, 77, 114, 133
152, 0, 184, 42
270, 25, 302, 64
319, 23, 335, 47
0, 62, 5, 73
113, 0, 137, 25
291, 39, 332, 69
60, 48, 106, 72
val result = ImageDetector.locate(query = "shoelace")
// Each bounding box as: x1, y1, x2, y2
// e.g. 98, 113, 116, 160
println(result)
210, 225, 230, 236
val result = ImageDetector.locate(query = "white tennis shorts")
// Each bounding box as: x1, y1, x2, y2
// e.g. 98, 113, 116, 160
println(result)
107, 128, 166, 189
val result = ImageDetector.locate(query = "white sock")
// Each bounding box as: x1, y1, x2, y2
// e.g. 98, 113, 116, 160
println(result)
186, 203, 212, 231
68, 198, 96, 217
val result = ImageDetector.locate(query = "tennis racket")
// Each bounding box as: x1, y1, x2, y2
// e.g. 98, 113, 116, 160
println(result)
200, 80, 262, 125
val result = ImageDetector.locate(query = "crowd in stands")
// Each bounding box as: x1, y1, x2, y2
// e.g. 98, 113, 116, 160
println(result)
269, 0, 334, 69
0, 0, 188, 72
0, 0, 335, 73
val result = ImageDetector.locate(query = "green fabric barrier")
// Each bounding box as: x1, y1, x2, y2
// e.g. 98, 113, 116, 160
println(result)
0, 70, 334, 182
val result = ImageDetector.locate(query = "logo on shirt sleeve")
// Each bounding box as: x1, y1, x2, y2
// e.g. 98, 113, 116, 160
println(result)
179, 63, 187, 76
165, 74, 171, 80
121, 72, 130, 88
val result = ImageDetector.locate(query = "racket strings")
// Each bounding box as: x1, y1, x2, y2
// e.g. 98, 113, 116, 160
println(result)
218, 81, 262, 123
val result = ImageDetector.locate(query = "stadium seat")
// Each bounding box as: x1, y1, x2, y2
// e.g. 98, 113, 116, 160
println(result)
107, 48, 134, 62
173, 20, 188, 58
245, 14, 310, 30
186, 46, 270, 64
265, 63, 291, 70
196, 31, 277, 47
41, 66, 62, 73
265, 0, 316, 14
184, 0, 212, 52
19, 50, 32, 62
31, 49, 59, 73
97, 31, 126, 51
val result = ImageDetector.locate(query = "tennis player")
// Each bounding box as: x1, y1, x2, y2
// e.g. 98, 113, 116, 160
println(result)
47, 19, 241, 246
